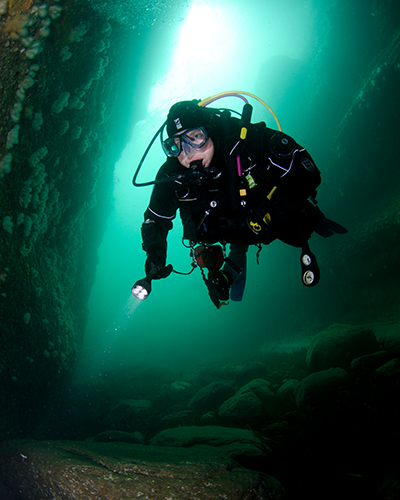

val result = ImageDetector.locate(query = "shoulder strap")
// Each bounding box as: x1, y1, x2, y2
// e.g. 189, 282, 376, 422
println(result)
220, 106, 253, 215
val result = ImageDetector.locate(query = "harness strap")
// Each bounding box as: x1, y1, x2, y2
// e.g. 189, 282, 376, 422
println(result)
221, 111, 241, 215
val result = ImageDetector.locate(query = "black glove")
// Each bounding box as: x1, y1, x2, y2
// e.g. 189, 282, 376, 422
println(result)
145, 247, 165, 275
145, 249, 172, 280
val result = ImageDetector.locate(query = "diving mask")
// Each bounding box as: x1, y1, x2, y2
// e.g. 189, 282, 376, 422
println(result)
162, 127, 209, 157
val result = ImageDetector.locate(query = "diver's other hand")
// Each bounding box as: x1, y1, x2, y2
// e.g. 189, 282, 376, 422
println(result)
205, 269, 233, 308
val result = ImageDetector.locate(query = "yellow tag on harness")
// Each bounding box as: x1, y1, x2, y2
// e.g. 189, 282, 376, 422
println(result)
245, 173, 257, 189
249, 220, 262, 232
263, 212, 272, 226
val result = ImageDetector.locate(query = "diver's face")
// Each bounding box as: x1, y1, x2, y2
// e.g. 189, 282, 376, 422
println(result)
176, 129, 215, 169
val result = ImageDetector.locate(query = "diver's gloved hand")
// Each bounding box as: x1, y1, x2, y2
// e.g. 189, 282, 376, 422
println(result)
145, 249, 170, 279
145, 260, 173, 280
205, 269, 233, 309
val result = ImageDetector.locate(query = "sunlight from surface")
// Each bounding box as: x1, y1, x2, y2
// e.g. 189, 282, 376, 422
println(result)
148, 0, 315, 118
149, 0, 227, 113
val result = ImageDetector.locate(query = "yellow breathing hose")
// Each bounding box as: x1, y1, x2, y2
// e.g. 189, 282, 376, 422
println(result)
199, 90, 282, 131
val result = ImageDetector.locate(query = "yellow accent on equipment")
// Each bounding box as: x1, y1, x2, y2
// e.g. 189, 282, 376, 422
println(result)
262, 186, 277, 227
245, 173, 257, 189
263, 213, 272, 226
249, 221, 262, 232
267, 186, 277, 200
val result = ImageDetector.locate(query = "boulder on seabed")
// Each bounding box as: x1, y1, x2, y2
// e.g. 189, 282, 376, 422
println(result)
219, 378, 275, 422
188, 381, 235, 413
375, 358, 400, 377
150, 424, 270, 468
295, 367, 348, 409
274, 379, 300, 417
160, 410, 194, 428
170, 381, 191, 391
194, 361, 270, 388
107, 399, 153, 432
0, 439, 285, 500
378, 324, 400, 356
350, 350, 392, 374
110, 399, 152, 417
89, 429, 145, 444
306, 324, 380, 372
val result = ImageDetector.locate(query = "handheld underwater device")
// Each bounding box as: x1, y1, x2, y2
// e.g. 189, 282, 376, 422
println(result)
131, 264, 173, 300
131, 268, 157, 301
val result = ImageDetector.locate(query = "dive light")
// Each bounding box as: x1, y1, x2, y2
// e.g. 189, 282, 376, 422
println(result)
131, 264, 173, 300
131, 277, 152, 300
131, 266, 159, 300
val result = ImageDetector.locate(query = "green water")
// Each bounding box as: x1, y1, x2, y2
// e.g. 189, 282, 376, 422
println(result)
75, 0, 400, 379
1, 0, 399, 496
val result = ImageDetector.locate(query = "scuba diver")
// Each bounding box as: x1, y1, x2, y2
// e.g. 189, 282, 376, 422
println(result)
132, 92, 347, 308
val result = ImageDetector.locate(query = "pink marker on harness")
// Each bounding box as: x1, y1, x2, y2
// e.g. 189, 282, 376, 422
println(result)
236, 155, 242, 176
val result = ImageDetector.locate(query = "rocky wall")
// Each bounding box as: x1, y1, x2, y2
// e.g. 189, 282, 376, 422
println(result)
317, 26, 400, 324
0, 0, 135, 438
294, 0, 400, 327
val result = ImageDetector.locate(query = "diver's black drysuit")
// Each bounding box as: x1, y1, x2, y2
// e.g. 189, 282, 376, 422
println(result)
141, 113, 328, 282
